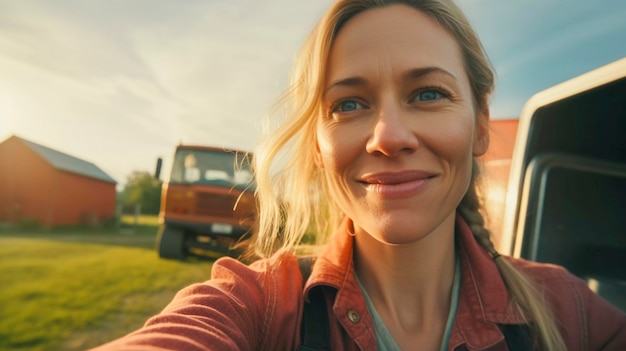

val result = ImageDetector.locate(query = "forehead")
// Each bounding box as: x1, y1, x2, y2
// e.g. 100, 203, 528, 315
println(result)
326, 4, 466, 82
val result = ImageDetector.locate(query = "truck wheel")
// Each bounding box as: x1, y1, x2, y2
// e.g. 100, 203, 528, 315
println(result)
157, 225, 186, 260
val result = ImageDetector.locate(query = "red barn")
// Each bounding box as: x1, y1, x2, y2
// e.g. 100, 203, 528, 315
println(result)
480, 118, 520, 245
0, 135, 117, 227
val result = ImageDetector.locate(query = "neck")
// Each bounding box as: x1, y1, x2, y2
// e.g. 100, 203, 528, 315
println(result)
353, 213, 457, 334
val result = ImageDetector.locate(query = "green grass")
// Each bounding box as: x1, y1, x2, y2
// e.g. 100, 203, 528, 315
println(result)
119, 214, 161, 227
0, 218, 215, 351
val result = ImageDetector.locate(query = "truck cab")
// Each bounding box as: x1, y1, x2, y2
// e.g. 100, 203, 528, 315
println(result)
155, 145, 255, 259
496, 58, 626, 311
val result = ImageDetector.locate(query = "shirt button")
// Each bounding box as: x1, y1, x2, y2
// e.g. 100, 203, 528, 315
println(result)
347, 310, 360, 323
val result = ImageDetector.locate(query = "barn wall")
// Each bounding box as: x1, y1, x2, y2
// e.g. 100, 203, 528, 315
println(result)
480, 119, 519, 247
0, 137, 56, 226
1, 136, 116, 227
53, 171, 116, 226
482, 119, 519, 162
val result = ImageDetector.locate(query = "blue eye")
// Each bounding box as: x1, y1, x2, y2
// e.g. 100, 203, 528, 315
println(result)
328, 98, 366, 119
337, 100, 359, 112
418, 89, 443, 101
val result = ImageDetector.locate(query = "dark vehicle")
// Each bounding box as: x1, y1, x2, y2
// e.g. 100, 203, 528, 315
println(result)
155, 145, 256, 260
498, 57, 626, 311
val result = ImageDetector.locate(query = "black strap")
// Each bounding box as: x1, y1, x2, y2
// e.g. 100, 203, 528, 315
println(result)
297, 256, 314, 288
297, 257, 330, 351
501, 324, 537, 351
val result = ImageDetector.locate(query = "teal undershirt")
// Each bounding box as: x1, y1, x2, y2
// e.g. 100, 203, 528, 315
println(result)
356, 255, 461, 351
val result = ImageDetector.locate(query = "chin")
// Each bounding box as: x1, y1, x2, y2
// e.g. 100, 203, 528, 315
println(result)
368, 225, 433, 246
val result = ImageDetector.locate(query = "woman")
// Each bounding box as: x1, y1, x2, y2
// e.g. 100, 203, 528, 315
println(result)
92, 0, 626, 350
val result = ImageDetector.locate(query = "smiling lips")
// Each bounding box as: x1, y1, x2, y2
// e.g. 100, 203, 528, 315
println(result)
359, 170, 435, 198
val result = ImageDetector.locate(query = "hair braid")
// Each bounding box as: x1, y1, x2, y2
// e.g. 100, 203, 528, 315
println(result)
459, 159, 566, 351
458, 159, 499, 257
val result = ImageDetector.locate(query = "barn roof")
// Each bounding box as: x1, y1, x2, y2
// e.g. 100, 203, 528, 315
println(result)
15, 136, 117, 184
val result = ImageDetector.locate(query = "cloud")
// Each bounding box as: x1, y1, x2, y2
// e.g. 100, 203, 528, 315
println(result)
1, 0, 623, 185
494, 2, 626, 77
457, 0, 626, 117
0, 0, 334, 185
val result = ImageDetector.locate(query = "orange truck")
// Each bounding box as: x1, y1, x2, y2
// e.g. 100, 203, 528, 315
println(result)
154, 145, 255, 259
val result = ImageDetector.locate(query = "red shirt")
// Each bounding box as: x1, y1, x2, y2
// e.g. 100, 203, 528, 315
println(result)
91, 216, 626, 350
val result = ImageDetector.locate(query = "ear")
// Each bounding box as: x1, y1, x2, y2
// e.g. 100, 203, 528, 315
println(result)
472, 108, 490, 157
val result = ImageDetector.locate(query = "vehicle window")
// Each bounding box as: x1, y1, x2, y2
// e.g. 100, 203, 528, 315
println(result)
170, 149, 253, 188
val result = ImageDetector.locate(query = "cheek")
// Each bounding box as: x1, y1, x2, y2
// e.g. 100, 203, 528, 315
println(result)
428, 115, 476, 162
444, 118, 477, 191
316, 124, 351, 173
317, 128, 346, 200
316, 125, 335, 169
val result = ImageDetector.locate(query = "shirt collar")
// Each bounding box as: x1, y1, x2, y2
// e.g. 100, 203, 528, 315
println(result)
450, 213, 527, 349
304, 219, 355, 295
304, 214, 527, 348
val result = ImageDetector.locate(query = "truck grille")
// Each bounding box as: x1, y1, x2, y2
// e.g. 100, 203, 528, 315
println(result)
195, 192, 237, 218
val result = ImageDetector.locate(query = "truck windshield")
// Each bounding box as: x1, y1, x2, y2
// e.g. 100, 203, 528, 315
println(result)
169, 149, 254, 188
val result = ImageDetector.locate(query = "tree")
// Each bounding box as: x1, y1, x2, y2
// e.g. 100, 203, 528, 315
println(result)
119, 171, 162, 215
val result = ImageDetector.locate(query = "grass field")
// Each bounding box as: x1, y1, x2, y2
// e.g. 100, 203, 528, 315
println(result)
0, 216, 215, 351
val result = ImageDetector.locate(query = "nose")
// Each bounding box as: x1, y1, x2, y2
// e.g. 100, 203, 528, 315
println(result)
365, 102, 419, 157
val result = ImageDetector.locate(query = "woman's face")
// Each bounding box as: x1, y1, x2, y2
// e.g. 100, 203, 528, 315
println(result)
316, 4, 489, 245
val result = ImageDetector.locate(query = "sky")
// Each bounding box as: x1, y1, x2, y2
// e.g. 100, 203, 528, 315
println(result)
1, 0, 625, 189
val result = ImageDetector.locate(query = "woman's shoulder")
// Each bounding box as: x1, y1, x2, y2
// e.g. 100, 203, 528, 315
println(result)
502, 256, 576, 282
502, 255, 592, 296
503, 256, 626, 349
209, 251, 303, 285
177, 250, 304, 302
501, 256, 594, 316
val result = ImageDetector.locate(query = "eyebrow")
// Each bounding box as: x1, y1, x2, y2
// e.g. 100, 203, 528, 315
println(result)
324, 66, 458, 94
324, 76, 367, 94
403, 67, 458, 82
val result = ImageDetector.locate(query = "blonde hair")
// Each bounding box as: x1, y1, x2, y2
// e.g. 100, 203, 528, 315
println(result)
249, 1, 565, 349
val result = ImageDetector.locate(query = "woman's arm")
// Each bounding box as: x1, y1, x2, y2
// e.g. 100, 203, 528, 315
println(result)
89, 254, 304, 351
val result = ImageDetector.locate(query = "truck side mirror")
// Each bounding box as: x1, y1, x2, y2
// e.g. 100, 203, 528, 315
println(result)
155, 157, 163, 180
